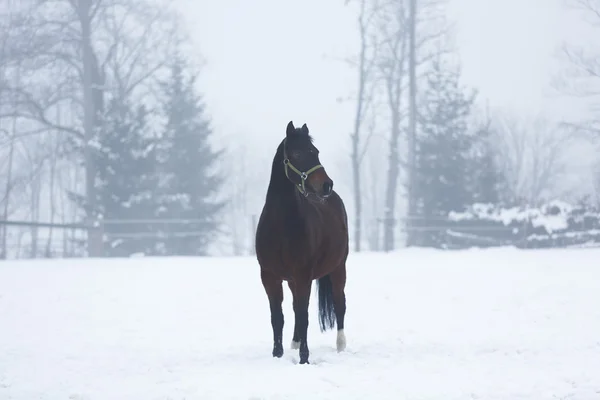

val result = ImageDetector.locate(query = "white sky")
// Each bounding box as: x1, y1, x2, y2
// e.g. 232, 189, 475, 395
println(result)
174, 0, 596, 200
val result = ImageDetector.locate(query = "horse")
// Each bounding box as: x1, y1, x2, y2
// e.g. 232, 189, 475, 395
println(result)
255, 120, 349, 365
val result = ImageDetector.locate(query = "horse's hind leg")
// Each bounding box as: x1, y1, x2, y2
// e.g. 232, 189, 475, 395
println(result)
260, 269, 284, 358
330, 264, 347, 352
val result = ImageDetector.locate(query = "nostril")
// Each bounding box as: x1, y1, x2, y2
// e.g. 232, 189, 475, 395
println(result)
323, 181, 333, 195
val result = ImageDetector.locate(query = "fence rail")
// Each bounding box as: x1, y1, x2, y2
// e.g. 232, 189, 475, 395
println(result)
0, 220, 91, 230
1, 212, 599, 260
0, 218, 103, 259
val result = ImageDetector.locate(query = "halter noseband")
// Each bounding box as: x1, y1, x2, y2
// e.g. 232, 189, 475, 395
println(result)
282, 139, 323, 196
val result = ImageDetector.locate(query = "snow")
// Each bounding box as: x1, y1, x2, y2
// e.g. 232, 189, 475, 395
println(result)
448, 202, 576, 233
1, 248, 600, 399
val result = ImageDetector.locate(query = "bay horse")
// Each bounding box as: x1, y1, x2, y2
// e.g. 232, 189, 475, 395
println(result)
255, 121, 349, 365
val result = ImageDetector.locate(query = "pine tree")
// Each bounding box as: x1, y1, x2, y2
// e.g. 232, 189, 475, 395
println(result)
155, 56, 225, 256
415, 57, 476, 246
94, 96, 158, 257
594, 161, 600, 208
468, 117, 505, 205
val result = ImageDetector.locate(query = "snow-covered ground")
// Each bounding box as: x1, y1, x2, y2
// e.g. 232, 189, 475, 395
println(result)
1, 248, 600, 400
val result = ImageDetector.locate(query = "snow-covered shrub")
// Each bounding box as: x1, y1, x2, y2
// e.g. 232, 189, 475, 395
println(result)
439, 201, 600, 249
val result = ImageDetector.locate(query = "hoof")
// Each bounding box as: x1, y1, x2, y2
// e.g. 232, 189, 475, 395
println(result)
272, 345, 283, 358
291, 340, 300, 350
299, 348, 309, 364
336, 330, 347, 352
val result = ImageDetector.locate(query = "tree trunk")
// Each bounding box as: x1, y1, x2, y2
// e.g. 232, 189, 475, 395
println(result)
380, 0, 408, 252
45, 108, 61, 258
30, 173, 41, 258
406, 0, 418, 246
383, 108, 401, 252
1, 63, 20, 259
1, 123, 15, 260
79, 0, 103, 256
350, 0, 371, 253
350, 63, 365, 252
351, 140, 362, 252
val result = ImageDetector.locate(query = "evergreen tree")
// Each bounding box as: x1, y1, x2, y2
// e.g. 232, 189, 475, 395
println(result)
594, 162, 600, 208
414, 57, 476, 246
468, 117, 505, 205
155, 56, 224, 256
94, 96, 158, 257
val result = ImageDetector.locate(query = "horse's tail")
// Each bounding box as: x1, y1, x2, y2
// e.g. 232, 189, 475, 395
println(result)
317, 274, 336, 332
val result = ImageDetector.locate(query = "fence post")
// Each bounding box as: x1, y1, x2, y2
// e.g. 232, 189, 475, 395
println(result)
250, 214, 257, 255
88, 217, 104, 257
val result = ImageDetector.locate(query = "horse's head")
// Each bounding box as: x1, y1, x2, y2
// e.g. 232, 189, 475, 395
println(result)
281, 121, 333, 200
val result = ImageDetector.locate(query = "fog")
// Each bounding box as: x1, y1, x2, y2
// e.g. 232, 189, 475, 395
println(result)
1, 0, 599, 258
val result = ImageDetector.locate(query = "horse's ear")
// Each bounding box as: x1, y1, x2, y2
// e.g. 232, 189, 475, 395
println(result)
301, 123, 309, 135
286, 121, 295, 137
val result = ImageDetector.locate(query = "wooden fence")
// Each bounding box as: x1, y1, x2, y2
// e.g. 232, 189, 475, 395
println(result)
0, 219, 103, 259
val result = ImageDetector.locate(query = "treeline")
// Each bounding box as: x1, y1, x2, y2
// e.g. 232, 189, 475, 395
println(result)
0, 0, 224, 257
81, 57, 224, 257
344, 0, 493, 251
2, 0, 599, 258
344, 0, 594, 252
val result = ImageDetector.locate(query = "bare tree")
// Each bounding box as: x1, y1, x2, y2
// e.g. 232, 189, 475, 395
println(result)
527, 121, 572, 203
362, 125, 388, 251
35, 103, 68, 257
492, 112, 574, 204
0, 1, 22, 258
372, 0, 452, 251
0, 128, 16, 258
226, 144, 251, 256
222, 142, 267, 256
0, 54, 24, 258
375, 0, 408, 252
0, 0, 182, 256
554, 0, 600, 135
345, 0, 381, 252
25, 147, 43, 257
406, 0, 417, 246
492, 114, 528, 203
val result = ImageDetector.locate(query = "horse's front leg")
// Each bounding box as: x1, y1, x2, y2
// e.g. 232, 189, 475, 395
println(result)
261, 269, 284, 358
292, 277, 312, 364
288, 281, 301, 350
